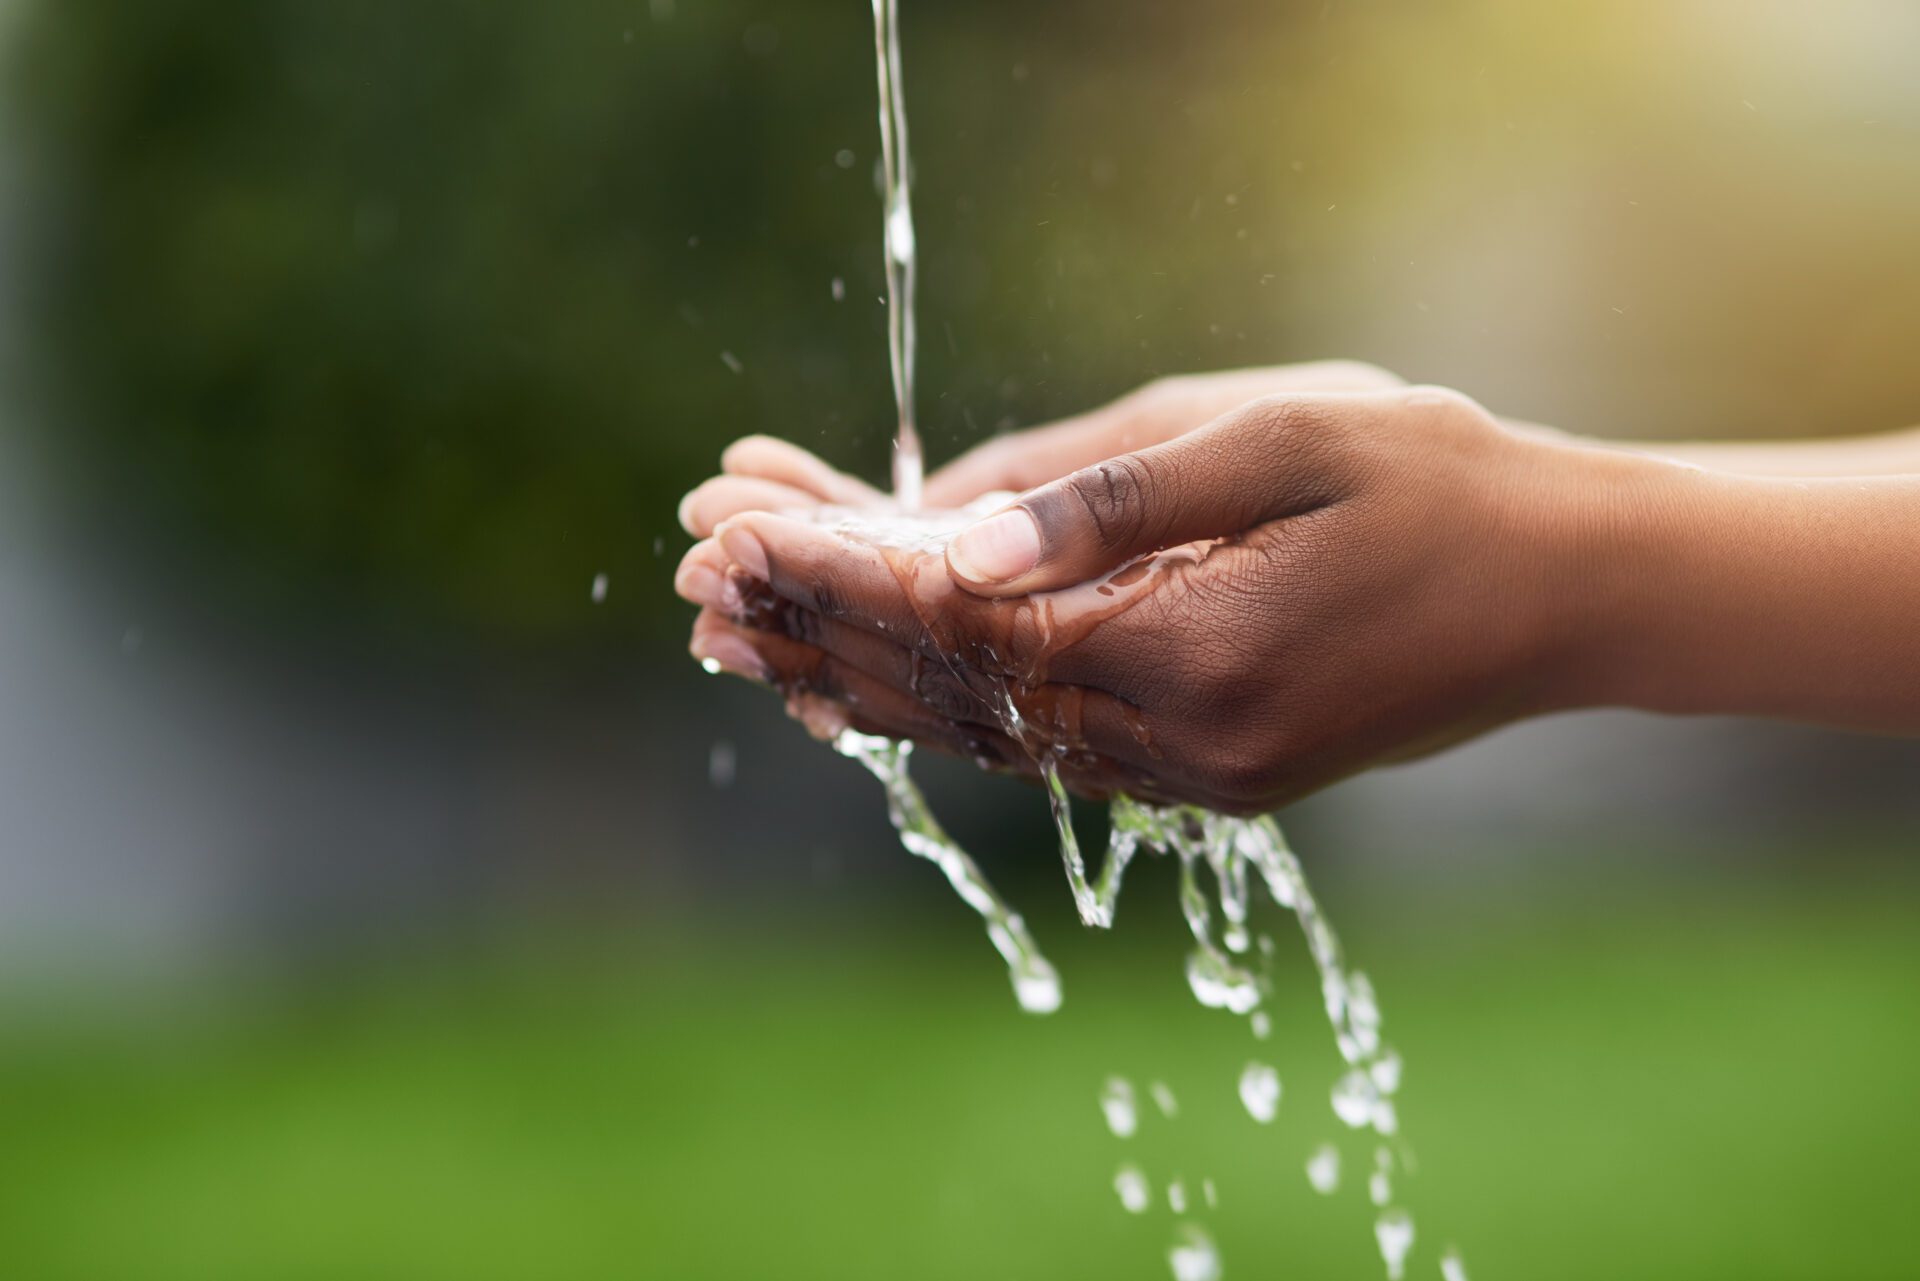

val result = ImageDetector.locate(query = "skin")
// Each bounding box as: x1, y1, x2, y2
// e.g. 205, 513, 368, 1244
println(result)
675, 364, 1920, 813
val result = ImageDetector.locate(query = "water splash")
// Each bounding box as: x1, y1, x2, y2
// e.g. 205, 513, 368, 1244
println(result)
1099, 1075, 1139, 1138
833, 732, 1059, 1013
1375, 1208, 1416, 1281
1370, 1147, 1395, 1207
1238, 1061, 1282, 1123
1306, 1143, 1342, 1194
1114, 1164, 1151, 1214
1167, 1224, 1222, 1281
840, 7, 1452, 1277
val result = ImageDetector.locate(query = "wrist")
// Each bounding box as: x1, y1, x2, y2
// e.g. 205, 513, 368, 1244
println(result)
1527, 444, 1723, 714
1544, 456, 1920, 729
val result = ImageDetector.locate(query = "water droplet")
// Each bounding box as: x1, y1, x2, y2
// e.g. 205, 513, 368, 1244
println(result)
708, 741, 736, 789
720, 350, 743, 374
1332, 1069, 1378, 1128
1238, 1061, 1281, 1123
1114, 1163, 1150, 1214
1440, 1247, 1469, 1281
1375, 1209, 1415, 1281
835, 148, 856, 169
1369, 1048, 1403, 1096
831, 276, 846, 301
1249, 1011, 1271, 1040
1100, 1076, 1138, 1138
885, 201, 916, 263
1167, 1178, 1187, 1214
1369, 1168, 1392, 1207
1201, 1178, 1217, 1209
1346, 971, 1382, 1058
1150, 1080, 1179, 1118
1012, 959, 1061, 1014
699, 657, 722, 675
1306, 1143, 1341, 1194
590, 572, 609, 603
1184, 948, 1261, 1014
1167, 1223, 1221, 1281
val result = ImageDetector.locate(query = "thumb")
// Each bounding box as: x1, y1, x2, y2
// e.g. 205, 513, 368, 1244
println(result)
943, 392, 1370, 596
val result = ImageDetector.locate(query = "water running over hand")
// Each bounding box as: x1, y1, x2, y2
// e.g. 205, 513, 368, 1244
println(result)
806, 5, 1461, 1276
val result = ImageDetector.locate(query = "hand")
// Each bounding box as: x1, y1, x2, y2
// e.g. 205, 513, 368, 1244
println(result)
677, 384, 1630, 812
674, 361, 1405, 540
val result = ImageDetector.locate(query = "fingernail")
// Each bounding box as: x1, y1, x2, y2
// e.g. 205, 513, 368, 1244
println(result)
718, 523, 770, 579
674, 562, 727, 609
948, 508, 1039, 583
691, 631, 766, 681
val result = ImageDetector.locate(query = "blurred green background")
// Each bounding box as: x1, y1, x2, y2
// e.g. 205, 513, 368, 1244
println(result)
1, 0, 1918, 1278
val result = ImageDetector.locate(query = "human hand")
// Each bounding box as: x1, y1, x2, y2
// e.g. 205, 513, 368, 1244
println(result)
676, 384, 1640, 812
674, 361, 1405, 541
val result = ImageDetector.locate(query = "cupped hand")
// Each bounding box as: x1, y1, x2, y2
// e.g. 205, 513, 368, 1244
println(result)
675, 361, 1405, 540
677, 383, 1636, 812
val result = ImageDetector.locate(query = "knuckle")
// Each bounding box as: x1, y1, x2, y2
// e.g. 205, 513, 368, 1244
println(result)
1399, 386, 1498, 448
782, 602, 823, 647
910, 659, 979, 721
1237, 393, 1341, 444
802, 570, 854, 623
1062, 454, 1155, 548
1402, 384, 1484, 421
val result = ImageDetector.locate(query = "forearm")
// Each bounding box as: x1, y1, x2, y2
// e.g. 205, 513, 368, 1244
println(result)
1503, 418, 1920, 478
1562, 458, 1920, 732
1623, 427, 1920, 478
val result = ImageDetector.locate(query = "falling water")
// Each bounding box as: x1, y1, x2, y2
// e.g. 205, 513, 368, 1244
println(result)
814, 4, 1459, 1277
831, 0, 1060, 1013
871, 0, 922, 508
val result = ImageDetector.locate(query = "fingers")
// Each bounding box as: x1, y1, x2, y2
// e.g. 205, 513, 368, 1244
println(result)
678, 476, 823, 538
710, 510, 997, 659
688, 609, 1153, 801
690, 609, 1016, 762
719, 435, 886, 507
944, 390, 1390, 596
921, 362, 1404, 507
676, 531, 1165, 769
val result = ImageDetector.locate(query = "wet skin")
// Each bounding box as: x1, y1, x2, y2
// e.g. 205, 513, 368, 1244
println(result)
676, 363, 1920, 812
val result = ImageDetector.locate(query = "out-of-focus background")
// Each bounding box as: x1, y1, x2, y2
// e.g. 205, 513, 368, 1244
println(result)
2, 1, 1918, 1277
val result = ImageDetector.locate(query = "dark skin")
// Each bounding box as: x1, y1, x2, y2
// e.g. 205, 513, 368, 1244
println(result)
677, 363, 1920, 813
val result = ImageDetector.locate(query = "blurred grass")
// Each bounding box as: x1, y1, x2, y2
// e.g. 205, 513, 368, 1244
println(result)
3, 856, 1917, 1280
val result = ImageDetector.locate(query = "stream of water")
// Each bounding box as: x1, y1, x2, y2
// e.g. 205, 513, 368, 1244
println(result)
820, 5, 1459, 1277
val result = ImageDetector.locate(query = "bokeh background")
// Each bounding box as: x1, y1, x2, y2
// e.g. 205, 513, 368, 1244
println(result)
2, 1, 1919, 1277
